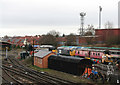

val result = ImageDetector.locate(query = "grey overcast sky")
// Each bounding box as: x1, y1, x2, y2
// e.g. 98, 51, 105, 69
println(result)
0, 0, 119, 37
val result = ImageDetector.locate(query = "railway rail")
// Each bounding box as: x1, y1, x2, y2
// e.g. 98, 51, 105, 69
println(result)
2, 67, 22, 85
2, 65, 50, 84
2, 55, 77, 84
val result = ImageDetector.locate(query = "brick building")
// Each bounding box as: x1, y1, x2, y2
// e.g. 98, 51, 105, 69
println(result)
95, 28, 120, 43
34, 50, 55, 68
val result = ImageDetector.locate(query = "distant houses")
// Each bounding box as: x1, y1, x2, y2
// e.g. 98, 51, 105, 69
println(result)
2, 36, 40, 48
1, 28, 120, 48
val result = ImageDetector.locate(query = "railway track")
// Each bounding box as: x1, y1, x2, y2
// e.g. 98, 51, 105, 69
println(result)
2, 67, 22, 85
2, 55, 77, 84
0, 74, 9, 84
2, 65, 51, 84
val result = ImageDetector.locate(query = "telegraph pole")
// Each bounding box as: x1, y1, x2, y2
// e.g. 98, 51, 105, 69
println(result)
99, 6, 102, 29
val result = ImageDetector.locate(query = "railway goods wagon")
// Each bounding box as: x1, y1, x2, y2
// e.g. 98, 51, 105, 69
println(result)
48, 55, 93, 76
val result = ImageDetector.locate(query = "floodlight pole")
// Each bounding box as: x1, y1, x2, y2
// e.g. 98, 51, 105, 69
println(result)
80, 12, 86, 36
99, 6, 102, 29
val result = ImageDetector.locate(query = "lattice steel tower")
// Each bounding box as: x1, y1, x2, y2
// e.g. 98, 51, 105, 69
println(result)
80, 12, 86, 36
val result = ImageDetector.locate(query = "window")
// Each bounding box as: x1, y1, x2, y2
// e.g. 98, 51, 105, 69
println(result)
59, 50, 61, 53
35, 57, 37, 62
67, 50, 69, 53
98, 53, 100, 56
85, 53, 87, 56
96, 53, 97, 56
111, 52, 115, 54
38, 58, 39, 63
39, 59, 42, 64
37, 58, 39, 63
78, 51, 80, 54
117, 52, 120, 55
93, 53, 95, 55
75, 51, 77, 54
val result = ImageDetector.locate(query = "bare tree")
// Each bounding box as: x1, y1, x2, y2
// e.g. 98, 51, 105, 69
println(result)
83, 25, 95, 45
66, 33, 76, 46
3, 35, 9, 39
47, 30, 60, 37
84, 25, 95, 36
104, 21, 113, 29
39, 34, 58, 47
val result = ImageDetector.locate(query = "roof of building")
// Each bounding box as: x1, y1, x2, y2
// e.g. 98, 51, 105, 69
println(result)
95, 28, 120, 30
2, 38, 9, 42
49, 55, 93, 64
14, 39, 20, 43
34, 50, 52, 58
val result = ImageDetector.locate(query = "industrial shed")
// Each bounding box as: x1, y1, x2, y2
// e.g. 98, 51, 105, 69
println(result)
48, 55, 93, 76
34, 50, 55, 68
0, 41, 12, 51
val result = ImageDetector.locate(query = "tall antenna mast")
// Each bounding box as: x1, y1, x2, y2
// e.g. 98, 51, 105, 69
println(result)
80, 12, 86, 36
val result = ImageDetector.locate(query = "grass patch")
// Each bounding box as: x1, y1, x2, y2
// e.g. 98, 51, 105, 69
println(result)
22, 56, 33, 66
28, 64, 94, 83
29, 65, 51, 72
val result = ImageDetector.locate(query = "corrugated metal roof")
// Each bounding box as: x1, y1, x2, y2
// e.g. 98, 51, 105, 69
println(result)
14, 39, 20, 43
58, 55, 84, 60
34, 50, 52, 58
2, 38, 9, 42
20, 39, 24, 43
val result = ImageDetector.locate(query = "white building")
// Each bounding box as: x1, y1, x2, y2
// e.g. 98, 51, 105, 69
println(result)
118, 1, 120, 28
